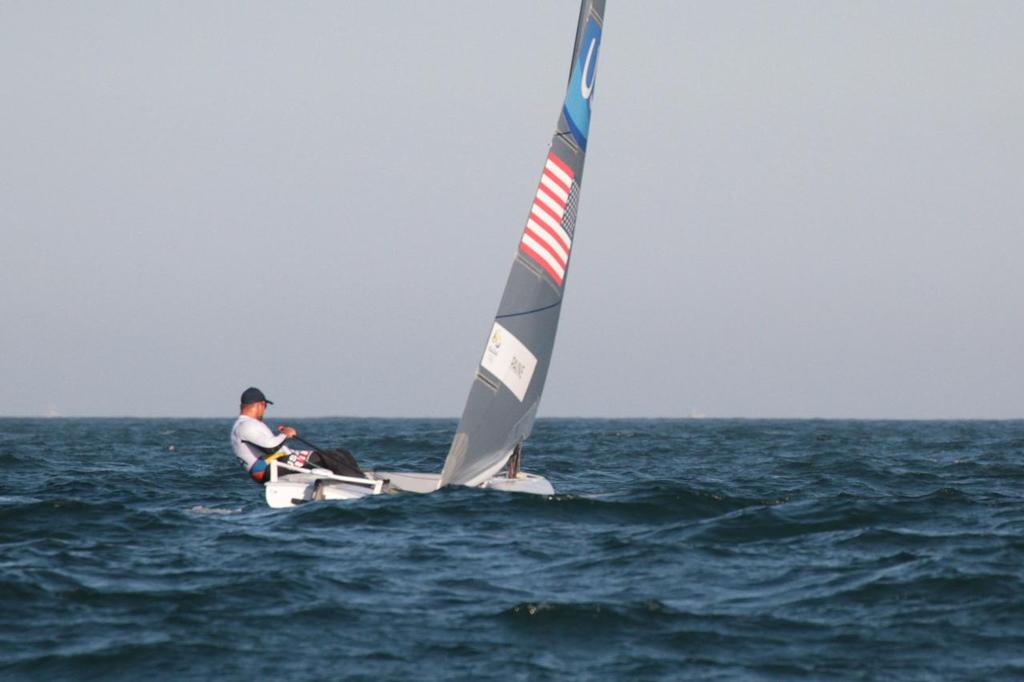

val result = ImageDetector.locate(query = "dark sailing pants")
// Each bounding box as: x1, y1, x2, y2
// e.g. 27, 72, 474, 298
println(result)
308, 448, 366, 480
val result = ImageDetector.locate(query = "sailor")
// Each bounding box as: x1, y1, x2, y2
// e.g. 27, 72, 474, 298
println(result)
230, 386, 368, 483
230, 387, 306, 483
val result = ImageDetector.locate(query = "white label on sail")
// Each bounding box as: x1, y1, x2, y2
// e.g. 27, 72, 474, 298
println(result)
480, 322, 537, 402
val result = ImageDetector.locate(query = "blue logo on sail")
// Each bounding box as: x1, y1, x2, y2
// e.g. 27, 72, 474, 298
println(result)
563, 18, 601, 151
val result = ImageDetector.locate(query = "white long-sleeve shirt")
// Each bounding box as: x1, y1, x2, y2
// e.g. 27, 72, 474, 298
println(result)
230, 415, 292, 472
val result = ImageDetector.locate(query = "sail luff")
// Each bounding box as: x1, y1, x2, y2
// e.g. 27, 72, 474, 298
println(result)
439, 0, 605, 488
566, 0, 590, 87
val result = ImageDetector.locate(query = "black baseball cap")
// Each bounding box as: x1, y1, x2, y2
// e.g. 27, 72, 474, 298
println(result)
240, 387, 273, 405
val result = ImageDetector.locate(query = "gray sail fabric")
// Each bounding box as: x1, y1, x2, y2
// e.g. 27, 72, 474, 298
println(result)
440, 0, 606, 488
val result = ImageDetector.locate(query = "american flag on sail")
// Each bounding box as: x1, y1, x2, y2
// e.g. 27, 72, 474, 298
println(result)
519, 151, 579, 286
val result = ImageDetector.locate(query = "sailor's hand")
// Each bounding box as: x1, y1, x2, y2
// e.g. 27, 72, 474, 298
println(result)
277, 425, 298, 438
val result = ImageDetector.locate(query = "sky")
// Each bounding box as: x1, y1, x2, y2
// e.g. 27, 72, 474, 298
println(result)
1, 1, 1021, 419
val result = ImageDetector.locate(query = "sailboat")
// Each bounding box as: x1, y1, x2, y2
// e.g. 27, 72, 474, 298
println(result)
265, 0, 606, 508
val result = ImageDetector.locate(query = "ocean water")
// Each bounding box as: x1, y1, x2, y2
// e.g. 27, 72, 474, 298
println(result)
1, 418, 1022, 681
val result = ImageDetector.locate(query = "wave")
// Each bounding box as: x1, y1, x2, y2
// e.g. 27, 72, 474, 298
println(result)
480, 481, 778, 528
681, 487, 991, 545
0, 452, 23, 466
501, 599, 676, 630
188, 505, 242, 515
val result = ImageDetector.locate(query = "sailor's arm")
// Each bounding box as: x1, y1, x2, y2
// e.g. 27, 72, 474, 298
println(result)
239, 420, 292, 455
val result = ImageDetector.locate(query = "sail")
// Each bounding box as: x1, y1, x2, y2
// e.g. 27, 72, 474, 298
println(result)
439, 0, 606, 488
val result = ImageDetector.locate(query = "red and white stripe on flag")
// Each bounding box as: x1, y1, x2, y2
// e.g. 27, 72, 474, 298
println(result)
519, 151, 575, 286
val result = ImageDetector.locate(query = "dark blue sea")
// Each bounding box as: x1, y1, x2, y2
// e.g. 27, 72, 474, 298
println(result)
2, 418, 1022, 681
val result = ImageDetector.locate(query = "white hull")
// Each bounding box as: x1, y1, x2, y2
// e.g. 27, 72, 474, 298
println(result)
265, 472, 379, 508
375, 470, 555, 496
265, 466, 554, 508
480, 471, 555, 495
